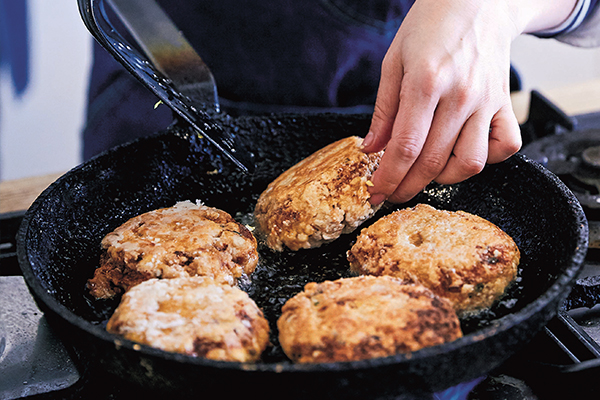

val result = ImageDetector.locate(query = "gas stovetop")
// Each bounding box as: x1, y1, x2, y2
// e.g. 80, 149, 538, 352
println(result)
3, 91, 600, 400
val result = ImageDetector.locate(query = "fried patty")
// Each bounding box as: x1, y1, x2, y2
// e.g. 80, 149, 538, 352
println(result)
277, 275, 462, 363
106, 277, 270, 362
87, 200, 258, 299
254, 136, 384, 252
347, 204, 520, 316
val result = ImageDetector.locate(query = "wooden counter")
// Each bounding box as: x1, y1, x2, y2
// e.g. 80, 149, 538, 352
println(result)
3, 80, 600, 214
511, 78, 600, 122
0, 172, 64, 214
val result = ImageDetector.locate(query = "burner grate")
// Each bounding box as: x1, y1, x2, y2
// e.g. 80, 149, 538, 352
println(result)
0, 211, 25, 277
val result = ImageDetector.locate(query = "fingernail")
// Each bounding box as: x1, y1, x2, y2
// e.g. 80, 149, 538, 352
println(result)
361, 131, 374, 148
369, 193, 386, 206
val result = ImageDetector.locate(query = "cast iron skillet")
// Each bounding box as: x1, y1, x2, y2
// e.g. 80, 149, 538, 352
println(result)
17, 119, 588, 398
17, 0, 589, 398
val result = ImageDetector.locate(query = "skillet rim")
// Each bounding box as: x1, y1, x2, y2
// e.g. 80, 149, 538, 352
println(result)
16, 134, 588, 374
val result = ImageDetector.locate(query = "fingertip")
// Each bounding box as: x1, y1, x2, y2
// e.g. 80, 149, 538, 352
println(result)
361, 128, 392, 154
369, 192, 387, 206
360, 131, 375, 149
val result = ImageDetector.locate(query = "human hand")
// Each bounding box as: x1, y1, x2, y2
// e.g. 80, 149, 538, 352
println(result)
362, 0, 577, 204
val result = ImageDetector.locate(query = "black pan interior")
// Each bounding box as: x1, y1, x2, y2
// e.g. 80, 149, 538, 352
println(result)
18, 112, 587, 395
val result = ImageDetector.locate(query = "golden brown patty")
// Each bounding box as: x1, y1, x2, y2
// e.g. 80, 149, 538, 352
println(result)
87, 201, 258, 299
277, 275, 462, 363
347, 204, 520, 316
254, 136, 384, 252
106, 276, 270, 362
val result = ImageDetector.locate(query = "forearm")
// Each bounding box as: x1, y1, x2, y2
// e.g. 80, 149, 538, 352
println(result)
549, 0, 600, 47
506, 0, 579, 35
510, 0, 600, 46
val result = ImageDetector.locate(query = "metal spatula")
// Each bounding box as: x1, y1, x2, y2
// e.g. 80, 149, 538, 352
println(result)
78, 0, 253, 172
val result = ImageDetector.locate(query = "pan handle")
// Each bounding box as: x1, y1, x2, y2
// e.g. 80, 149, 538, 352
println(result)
77, 0, 253, 173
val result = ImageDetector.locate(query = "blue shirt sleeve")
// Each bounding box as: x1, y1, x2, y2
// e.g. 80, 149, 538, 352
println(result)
534, 0, 599, 38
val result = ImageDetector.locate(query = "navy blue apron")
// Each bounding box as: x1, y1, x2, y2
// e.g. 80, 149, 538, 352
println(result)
82, 0, 413, 159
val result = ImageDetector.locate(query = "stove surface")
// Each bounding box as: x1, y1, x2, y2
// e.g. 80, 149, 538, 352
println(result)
0, 276, 79, 399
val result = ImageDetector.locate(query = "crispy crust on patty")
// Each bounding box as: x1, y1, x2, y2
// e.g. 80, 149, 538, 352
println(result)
106, 277, 270, 362
254, 136, 383, 251
277, 275, 462, 363
347, 204, 520, 316
87, 201, 258, 299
